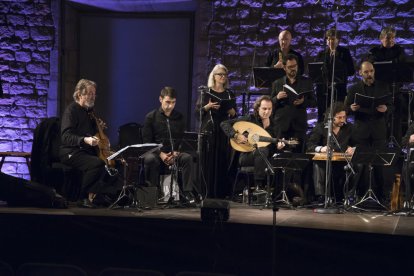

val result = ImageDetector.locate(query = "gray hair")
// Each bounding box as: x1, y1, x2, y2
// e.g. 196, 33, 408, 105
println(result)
207, 64, 229, 89
73, 79, 97, 102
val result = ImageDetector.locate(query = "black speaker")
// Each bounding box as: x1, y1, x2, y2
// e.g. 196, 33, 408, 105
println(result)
201, 199, 230, 222
136, 186, 158, 208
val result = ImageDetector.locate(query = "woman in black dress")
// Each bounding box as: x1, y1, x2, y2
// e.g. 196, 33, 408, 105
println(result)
195, 64, 237, 198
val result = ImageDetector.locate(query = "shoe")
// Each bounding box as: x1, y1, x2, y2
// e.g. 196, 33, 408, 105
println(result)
92, 194, 113, 207
181, 192, 197, 207
77, 198, 96, 208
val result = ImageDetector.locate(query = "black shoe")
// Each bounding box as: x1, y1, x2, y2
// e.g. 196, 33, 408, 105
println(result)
77, 198, 96, 208
92, 194, 113, 207
181, 192, 197, 207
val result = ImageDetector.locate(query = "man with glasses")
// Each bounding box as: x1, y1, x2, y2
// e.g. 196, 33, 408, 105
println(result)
266, 30, 305, 76
271, 54, 316, 151
307, 102, 355, 203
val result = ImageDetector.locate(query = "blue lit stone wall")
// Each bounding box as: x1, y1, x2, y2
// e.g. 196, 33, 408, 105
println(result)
198, 0, 414, 118
0, 0, 54, 179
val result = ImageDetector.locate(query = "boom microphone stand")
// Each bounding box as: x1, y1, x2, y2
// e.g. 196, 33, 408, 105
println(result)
197, 85, 207, 199
314, 6, 341, 214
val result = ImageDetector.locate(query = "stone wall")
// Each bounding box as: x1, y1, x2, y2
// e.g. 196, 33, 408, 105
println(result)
0, 0, 55, 179
193, 0, 414, 116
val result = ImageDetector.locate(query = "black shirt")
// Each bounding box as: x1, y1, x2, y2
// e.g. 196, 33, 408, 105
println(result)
345, 80, 391, 121
368, 44, 406, 63
60, 101, 98, 159
307, 122, 354, 153
271, 76, 315, 109
265, 48, 305, 76
142, 107, 185, 152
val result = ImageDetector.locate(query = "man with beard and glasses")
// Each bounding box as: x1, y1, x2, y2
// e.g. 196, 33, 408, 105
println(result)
60, 79, 116, 208
271, 54, 316, 151
307, 102, 355, 203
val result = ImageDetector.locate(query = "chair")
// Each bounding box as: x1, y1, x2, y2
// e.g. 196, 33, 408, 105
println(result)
231, 166, 255, 203
0, 260, 14, 276
118, 122, 143, 148
17, 262, 87, 276
100, 267, 165, 276
31, 117, 82, 202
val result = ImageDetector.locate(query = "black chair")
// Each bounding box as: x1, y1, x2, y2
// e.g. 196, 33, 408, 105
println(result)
118, 122, 143, 148
100, 267, 165, 276
31, 117, 81, 202
17, 262, 87, 276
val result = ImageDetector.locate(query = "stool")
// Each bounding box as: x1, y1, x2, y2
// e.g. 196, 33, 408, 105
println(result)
0, 151, 31, 175
232, 166, 255, 203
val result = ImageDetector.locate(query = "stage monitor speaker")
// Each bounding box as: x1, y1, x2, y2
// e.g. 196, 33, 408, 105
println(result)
136, 186, 158, 208
201, 199, 230, 222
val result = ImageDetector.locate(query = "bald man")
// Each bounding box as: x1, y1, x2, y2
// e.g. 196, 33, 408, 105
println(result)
266, 30, 305, 75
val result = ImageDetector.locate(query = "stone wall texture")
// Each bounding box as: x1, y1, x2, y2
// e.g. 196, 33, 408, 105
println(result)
193, 0, 414, 117
0, 0, 54, 179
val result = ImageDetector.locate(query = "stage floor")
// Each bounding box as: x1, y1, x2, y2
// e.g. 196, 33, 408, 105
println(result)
1, 201, 413, 237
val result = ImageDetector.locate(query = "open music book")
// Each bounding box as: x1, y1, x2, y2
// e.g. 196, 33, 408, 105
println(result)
205, 91, 234, 111
283, 84, 313, 104
353, 93, 391, 108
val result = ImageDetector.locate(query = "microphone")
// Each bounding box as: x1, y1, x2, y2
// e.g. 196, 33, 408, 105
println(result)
198, 85, 208, 92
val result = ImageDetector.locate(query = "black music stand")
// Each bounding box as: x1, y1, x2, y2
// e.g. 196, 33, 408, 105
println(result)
351, 147, 396, 211
107, 143, 162, 210
374, 61, 414, 148
272, 152, 311, 208
253, 67, 285, 88
308, 61, 347, 86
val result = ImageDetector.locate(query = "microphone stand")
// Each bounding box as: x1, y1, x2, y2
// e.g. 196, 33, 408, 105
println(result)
197, 86, 207, 199
164, 117, 179, 208
314, 5, 341, 214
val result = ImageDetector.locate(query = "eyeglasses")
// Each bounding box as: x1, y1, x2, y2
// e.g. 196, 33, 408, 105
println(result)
215, 73, 227, 77
286, 64, 297, 70
334, 115, 347, 120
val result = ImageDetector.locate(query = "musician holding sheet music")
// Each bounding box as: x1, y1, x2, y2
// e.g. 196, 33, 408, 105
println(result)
271, 54, 316, 151
307, 102, 355, 202
345, 61, 391, 148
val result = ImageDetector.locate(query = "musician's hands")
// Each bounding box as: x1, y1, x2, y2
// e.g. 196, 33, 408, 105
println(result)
234, 133, 248, 144
276, 91, 287, 100
160, 152, 177, 165
204, 99, 220, 111
84, 136, 99, 146
274, 60, 284, 69
320, 146, 328, 153
409, 134, 414, 144
376, 104, 387, 113
350, 103, 360, 111
227, 108, 236, 117
345, 147, 355, 155
293, 97, 304, 105
277, 141, 285, 150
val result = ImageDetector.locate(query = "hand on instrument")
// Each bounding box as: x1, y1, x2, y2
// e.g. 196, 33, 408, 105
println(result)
234, 133, 248, 144
204, 99, 220, 111
276, 91, 287, 100
345, 147, 355, 155
227, 108, 236, 118
409, 134, 414, 144
84, 136, 99, 146
350, 103, 360, 111
320, 146, 327, 153
277, 141, 285, 150
160, 152, 175, 165
293, 96, 304, 106
376, 104, 387, 113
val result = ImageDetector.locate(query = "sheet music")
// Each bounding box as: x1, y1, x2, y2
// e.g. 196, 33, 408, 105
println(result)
107, 143, 162, 160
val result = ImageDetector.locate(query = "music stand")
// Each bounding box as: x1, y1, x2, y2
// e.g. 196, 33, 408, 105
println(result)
253, 67, 285, 88
308, 61, 347, 85
272, 152, 311, 208
373, 61, 414, 148
351, 147, 396, 211
107, 143, 162, 210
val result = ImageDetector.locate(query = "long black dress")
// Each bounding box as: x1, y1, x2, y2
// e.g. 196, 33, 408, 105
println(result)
195, 88, 237, 198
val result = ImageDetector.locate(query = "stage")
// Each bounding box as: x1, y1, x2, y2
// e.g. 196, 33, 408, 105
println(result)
0, 202, 413, 275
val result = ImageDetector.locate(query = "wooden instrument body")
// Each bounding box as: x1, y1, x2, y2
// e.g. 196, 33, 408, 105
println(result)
311, 152, 353, 162
229, 121, 299, 152
92, 113, 116, 167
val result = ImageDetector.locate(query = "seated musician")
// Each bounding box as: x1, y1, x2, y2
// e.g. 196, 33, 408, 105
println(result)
220, 95, 285, 189
401, 122, 414, 199
142, 86, 200, 206
306, 102, 355, 203
60, 79, 117, 208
